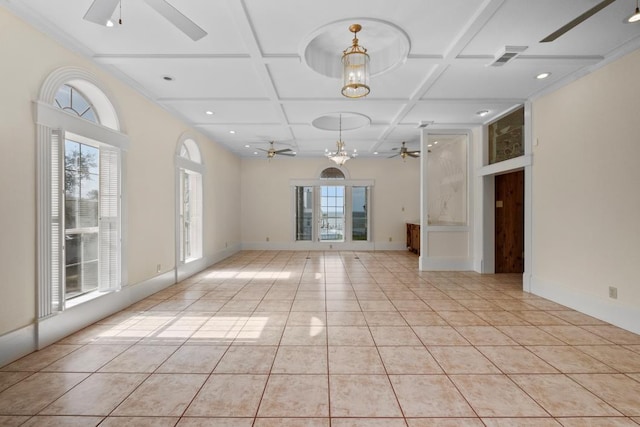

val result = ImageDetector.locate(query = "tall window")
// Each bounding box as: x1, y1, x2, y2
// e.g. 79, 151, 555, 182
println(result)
295, 186, 313, 241
37, 69, 127, 315
352, 186, 368, 241
177, 138, 203, 263
63, 139, 100, 297
293, 167, 371, 244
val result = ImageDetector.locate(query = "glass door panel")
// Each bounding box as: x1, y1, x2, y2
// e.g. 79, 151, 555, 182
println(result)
352, 186, 368, 241
319, 186, 345, 242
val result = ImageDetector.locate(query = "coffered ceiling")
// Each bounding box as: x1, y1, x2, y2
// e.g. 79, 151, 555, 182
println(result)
5, 0, 640, 157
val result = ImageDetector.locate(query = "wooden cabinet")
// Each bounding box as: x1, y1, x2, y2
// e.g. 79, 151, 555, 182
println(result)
406, 222, 420, 255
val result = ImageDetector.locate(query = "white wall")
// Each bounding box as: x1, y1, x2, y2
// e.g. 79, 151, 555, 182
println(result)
530, 48, 640, 333
0, 8, 241, 338
240, 157, 420, 249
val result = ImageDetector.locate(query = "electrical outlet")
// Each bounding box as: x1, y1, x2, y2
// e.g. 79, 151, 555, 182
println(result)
609, 286, 618, 299
156, 264, 161, 273
389, 237, 392, 242
266, 237, 270, 242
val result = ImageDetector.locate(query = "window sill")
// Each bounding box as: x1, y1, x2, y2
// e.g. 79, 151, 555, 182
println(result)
65, 289, 113, 310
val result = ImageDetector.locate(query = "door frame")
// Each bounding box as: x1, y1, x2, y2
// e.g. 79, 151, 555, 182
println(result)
290, 178, 374, 250
476, 102, 533, 292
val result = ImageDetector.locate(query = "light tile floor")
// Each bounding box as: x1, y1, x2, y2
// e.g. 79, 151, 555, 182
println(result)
1, 250, 640, 426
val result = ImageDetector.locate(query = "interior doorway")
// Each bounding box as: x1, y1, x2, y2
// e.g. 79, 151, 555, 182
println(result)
495, 170, 525, 273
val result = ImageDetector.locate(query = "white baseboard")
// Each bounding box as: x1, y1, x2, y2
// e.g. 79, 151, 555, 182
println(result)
241, 241, 405, 251
419, 257, 473, 271
0, 270, 176, 367
530, 275, 640, 335
0, 324, 36, 368
38, 270, 176, 349
0, 247, 243, 368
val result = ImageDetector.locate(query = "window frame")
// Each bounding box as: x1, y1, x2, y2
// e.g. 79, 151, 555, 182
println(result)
35, 67, 129, 317
291, 172, 373, 245
175, 135, 205, 268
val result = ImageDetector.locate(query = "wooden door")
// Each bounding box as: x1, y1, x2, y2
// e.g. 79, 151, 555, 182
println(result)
495, 170, 524, 273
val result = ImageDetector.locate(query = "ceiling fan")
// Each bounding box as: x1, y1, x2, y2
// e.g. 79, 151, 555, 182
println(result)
389, 141, 420, 159
540, 0, 615, 42
83, 0, 207, 41
257, 141, 296, 159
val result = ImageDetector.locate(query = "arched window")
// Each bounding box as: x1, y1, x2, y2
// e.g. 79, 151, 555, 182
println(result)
176, 136, 204, 264
36, 67, 128, 316
320, 167, 345, 180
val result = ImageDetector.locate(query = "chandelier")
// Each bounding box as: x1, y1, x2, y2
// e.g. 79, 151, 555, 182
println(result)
326, 114, 356, 165
341, 24, 370, 98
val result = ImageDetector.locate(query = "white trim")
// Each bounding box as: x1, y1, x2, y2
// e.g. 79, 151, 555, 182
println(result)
176, 157, 205, 174
176, 257, 210, 283
37, 270, 176, 349
34, 101, 130, 150
421, 257, 474, 271
530, 275, 640, 335
0, 324, 36, 369
477, 154, 532, 177
241, 241, 398, 251
290, 179, 374, 187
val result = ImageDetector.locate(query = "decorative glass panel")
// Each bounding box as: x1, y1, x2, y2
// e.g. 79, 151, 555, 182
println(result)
488, 107, 524, 164
320, 167, 345, 180
427, 134, 467, 226
55, 84, 99, 123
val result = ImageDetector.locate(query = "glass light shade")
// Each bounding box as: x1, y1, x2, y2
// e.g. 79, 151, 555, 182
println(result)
628, 7, 640, 22
327, 140, 352, 165
342, 50, 370, 98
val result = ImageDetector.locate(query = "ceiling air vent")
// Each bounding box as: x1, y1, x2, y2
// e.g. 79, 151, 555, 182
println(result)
416, 121, 434, 129
488, 46, 528, 67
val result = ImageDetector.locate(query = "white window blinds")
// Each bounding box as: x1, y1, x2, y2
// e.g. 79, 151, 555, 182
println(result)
99, 147, 120, 291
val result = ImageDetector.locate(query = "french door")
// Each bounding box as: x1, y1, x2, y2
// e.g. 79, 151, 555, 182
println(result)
294, 184, 370, 244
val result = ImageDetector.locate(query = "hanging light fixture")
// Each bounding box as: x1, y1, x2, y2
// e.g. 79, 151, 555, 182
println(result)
341, 24, 370, 98
628, 0, 640, 22
327, 114, 355, 165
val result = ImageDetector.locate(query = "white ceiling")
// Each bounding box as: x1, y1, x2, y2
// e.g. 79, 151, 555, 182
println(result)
6, 0, 640, 158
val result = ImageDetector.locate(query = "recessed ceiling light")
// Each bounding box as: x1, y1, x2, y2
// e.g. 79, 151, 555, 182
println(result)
205, 111, 214, 115
162, 75, 174, 81
106, 20, 114, 27
229, 130, 235, 134
253, 151, 258, 155
244, 144, 250, 148
434, 141, 438, 145
373, 151, 378, 155
428, 144, 433, 148
536, 72, 551, 79
476, 110, 490, 117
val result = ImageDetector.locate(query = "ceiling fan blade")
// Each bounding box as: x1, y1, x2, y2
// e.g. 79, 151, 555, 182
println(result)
407, 153, 420, 158
278, 152, 296, 157
83, 0, 120, 25
388, 153, 400, 159
407, 150, 420, 154
540, 0, 615, 42
274, 148, 293, 154
144, 0, 207, 41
